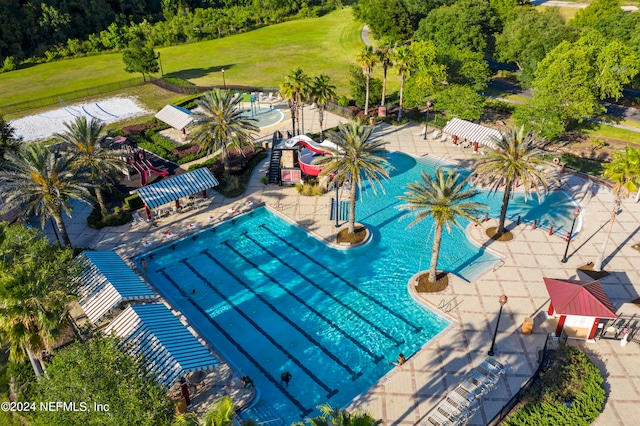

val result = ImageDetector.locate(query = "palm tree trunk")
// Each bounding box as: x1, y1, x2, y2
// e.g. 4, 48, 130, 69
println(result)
381, 65, 388, 108
95, 188, 108, 216
52, 213, 72, 248
300, 104, 305, 134
497, 181, 512, 235
319, 106, 325, 141
364, 74, 370, 115
290, 106, 296, 135
594, 200, 620, 271
398, 74, 405, 122
429, 223, 444, 283
222, 143, 231, 184
348, 183, 356, 234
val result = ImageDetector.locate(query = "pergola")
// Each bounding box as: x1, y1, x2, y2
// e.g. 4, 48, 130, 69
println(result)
134, 168, 219, 219
442, 118, 502, 151
155, 105, 193, 134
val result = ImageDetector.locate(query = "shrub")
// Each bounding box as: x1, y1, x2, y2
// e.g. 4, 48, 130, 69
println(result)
295, 181, 325, 196
87, 205, 132, 229
337, 95, 349, 107
187, 154, 221, 171
504, 345, 605, 426
123, 194, 144, 210
123, 121, 162, 136
214, 149, 267, 198
144, 130, 178, 152
161, 76, 194, 86
2, 56, 17, 72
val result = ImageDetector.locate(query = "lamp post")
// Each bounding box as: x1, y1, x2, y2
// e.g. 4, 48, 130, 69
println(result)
561, 208, 581, 263
221, 68, 226, 89
335, 182, 340, 228
423, 100, 432, 141
488, 294, 508, 356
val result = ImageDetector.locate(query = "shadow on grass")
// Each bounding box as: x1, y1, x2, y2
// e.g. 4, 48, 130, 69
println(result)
166, 64, 236, 80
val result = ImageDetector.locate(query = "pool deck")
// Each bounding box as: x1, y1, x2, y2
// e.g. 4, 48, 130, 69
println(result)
58, 106, 640, 425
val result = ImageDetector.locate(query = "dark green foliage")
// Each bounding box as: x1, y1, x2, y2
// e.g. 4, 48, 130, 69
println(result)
349, 65, 382, 109
541, 153, 605, 176
214, 149, 266, 198
87, 205, 132, 229
122, 37, 159, 80
161, 76, 194, 86
187, 153, 220, 171
123, 194, 144, 210
352, 0, 413, 42
505, 345, 605, 426
0, 116, 22, 161
31, 335, 174, 426
431, 84, 485, 121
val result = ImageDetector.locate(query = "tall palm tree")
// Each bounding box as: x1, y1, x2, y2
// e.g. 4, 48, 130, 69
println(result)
0, 142, 95, 248
298, 404, 382, 426
311, 74, 337, 141
393, 45, 414, 122
356, 45, 378, 116
398, 168, 487, 283
279, 67, 311, 135
315, 122, 392, 234
473, 126, 551, 236
190, 89, 259, 184
55, 116, 123, 216
594, 145, 640, 271
376, 39, 395, 111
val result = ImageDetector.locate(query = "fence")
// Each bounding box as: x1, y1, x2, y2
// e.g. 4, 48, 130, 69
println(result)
148, 76, 278, 97
486, 334, 562, 425
0, 77, 146, 116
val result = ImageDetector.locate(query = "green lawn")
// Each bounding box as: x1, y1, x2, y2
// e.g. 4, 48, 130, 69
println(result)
0, 8, 363, 108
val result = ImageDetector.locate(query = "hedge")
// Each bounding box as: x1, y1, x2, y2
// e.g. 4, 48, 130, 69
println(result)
87, 206, 132, 229
124, 194, 144, 210
504, 345, 605, 426
214, 149, 267, 198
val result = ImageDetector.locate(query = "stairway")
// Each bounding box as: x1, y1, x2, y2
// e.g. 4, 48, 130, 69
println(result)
240, 400, 284, 426
329, 199, 350, 221
268, 149, 282, 185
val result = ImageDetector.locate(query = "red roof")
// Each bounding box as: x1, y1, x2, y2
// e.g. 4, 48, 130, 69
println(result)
544, 278, 617, 319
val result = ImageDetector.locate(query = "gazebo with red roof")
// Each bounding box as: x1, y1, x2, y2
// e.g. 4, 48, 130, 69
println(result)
544, 278, 617, 341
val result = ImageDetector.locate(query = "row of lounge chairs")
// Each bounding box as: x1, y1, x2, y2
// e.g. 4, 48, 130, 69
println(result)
424, 358, 506, 426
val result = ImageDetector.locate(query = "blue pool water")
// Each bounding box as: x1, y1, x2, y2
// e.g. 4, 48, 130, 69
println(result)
139, 152, 578, 423
240, 105, 284, 128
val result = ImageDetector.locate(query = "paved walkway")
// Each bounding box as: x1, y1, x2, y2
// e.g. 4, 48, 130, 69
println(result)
53, 108, 640, 425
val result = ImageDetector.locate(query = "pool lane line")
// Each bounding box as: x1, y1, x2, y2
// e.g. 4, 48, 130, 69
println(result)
201, 249, 365, 379
180, 259, 339, 399
242, 231, 405, 347
156, 268, 313, 418
218, 242, 385, 365
258, 224, 423, 333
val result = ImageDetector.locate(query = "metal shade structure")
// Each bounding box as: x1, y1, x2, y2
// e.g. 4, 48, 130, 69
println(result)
442, 118, 502, 149
155, 105, 193, 131
77, 251, 156, 323
103, 304, 218, 388
544, 278, 617, 319
133, 168, 219, 210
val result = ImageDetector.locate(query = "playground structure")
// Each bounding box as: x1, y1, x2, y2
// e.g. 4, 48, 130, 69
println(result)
283, 134, 336, 177
112, 136, 169, 186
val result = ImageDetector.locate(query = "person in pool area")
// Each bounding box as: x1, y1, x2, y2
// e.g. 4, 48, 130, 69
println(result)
141, 258, 148, 273
241, 376, 254, 388
392, 353, 406, 366
280, 371, 292, 387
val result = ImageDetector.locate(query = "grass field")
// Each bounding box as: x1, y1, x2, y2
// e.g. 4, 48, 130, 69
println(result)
0, 8, 363, 108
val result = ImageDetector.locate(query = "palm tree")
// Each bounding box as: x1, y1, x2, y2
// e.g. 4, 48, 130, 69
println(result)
315, 122, 392, 234
473, 126, 551, 236
298, 404, 382, 426
279, 67, 311, 135
594, 145, 640, 271
398, 168, 487, 283
55, 116, 123, 216
203, 395, 235, 426
311, 74, 337, 141
393, 45, 414, 122
376, 39, 395, 111
190, 89, 259, 184
356, 45, 378, 116
0, 142, 95, 248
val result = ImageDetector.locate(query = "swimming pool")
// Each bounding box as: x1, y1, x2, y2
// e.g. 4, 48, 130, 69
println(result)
142, 208, 450, 423
240, 105, 284, 128
139, 152, 579, 422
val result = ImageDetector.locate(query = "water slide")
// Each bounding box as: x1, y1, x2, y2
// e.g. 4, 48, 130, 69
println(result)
128, 157, 148, 186
138, 150, 169, 177
283, 134, 338, 155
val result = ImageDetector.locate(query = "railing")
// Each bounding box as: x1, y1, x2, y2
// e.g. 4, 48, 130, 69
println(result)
0, 77, 146, 115
486, 334, 554, 425
148, 77, 278, 96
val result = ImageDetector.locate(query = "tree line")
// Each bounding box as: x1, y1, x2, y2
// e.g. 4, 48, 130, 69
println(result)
352, 0, 640, 139
0, 0, 343, 72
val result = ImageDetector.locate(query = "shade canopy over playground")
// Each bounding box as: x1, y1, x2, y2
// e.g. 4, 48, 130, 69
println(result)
103, 304, 219, 388
77, 251, 156, 323
133, 168, 219, 213
442, 118, 501, 149
155, 105, 193, 130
